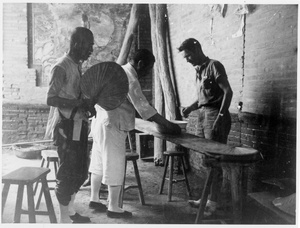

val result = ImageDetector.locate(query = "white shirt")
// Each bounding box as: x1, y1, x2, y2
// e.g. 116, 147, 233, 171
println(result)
94, 63, 157, 131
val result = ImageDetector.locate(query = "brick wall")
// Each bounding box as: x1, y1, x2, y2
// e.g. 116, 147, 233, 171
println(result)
2, 3, 132, 144
2, 3, 48, 104
2, 4, 297, 187
167, 4, 297, 188
2, 103, 49, 144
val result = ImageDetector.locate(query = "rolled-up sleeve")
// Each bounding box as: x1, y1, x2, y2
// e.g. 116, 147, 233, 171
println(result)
128, 80, 157, 120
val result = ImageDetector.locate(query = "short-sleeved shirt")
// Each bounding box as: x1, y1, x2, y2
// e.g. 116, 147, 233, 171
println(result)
94, 63, 157, 132
195, 57, 227, 109
45, 54, 87, 141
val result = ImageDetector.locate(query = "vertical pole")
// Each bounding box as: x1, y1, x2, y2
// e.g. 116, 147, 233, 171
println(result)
27, 3, 33, 69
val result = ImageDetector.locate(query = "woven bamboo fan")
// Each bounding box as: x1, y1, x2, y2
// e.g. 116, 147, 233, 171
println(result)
80, 62, 129, 111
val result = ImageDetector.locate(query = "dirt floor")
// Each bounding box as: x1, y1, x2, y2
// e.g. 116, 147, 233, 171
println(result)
2, 147, 292, 226
1, 147, 204, 225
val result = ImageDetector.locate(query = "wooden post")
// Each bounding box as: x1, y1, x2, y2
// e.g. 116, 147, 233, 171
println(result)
156, 4, 177, 151
155, 4, 177, 121
116, 4, 143, 65
149, 4, 165, 165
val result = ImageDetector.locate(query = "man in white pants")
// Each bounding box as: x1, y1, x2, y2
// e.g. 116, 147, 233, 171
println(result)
88, 49, 181, 218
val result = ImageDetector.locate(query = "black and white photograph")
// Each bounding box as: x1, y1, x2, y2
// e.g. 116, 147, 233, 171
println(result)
1, 0, 298, 226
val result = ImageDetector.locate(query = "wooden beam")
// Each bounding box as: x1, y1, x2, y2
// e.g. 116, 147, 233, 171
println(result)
116, 4, 143, 65
149, 4, 165, 164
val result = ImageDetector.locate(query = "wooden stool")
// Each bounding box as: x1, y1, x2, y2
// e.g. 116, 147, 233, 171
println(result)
34, 150, 59, 209
119, 133, 145, 208
159, 150, 191, 201
2, 167, 57, 223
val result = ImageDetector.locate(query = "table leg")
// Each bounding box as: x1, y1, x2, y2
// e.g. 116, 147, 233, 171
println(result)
230, 164, 242, 224
195, 166, 214, 224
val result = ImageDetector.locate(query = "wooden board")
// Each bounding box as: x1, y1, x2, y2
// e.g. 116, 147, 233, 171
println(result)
135, 118, 259, 161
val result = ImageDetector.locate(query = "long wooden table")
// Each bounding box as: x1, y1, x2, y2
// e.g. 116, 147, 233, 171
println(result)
135, 118, 260, 224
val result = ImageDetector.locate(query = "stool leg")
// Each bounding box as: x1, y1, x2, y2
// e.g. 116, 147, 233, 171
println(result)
46, 159, 50, 168
41, 177, 57, 223
132, 160, 145, 205
181, 156, 191, 197
168, 156, 174, 202
2, 183, 10, 216
54, 161, 58, 178
34, 158, 45, 194
159, 155, 169, 194
36, 159, 53, 210
195, 167, 214, 224
27, 183, 36, 223
241, 165, 248, 209
14, 184, 24, 223
35, 185, 43, 210
119, 159, 128, 208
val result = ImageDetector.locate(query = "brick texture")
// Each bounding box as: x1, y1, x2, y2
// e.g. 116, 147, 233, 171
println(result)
3, 3, 48, 104
167, 4, 297, 188
2, 4, 297, 190
2, 103, 50, 144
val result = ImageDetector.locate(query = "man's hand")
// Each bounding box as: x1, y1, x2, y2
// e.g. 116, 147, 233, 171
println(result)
156, 121, 181, 135
79, 98, 96, 118
182, 103, 201, 118
212, 115, 222, 137
181, 107, 191, 118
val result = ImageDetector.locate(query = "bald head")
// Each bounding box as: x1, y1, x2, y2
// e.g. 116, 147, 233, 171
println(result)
69, 27, 94, 62
70, 27, 93, 49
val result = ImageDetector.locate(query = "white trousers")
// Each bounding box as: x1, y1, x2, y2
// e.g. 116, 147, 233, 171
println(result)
89, 119, 127, 185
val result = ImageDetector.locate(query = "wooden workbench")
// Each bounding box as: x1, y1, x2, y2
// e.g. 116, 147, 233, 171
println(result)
135, 118, 260, 224
135, 118, 258, 161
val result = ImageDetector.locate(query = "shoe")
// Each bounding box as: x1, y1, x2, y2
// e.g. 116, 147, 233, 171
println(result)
106, 210, 133, 218
89, 201, 107, 212
69, 212, 91, 223
188, 199, 218, 214
203, 200, 218, 217
188, 199, 201, 208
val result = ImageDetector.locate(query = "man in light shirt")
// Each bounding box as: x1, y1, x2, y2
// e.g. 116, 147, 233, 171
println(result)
88, 49, 181, 218
46, 27, 95, 223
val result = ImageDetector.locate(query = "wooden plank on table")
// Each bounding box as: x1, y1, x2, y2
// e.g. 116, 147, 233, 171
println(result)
135, 118, 258, 160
